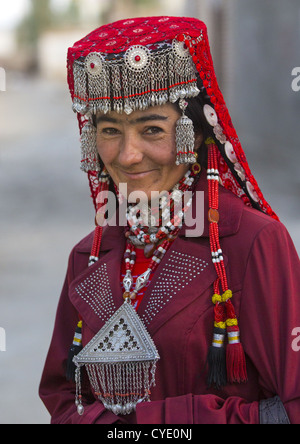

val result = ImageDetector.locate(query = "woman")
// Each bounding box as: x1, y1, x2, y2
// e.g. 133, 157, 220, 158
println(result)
39, 16, 300, 424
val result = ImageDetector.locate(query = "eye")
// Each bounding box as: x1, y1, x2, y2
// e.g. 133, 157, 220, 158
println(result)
99, 127, 120, 136
144, 126, 164, 135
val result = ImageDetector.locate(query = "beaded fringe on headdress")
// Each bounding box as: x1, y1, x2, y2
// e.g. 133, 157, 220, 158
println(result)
72, 38, 201, 116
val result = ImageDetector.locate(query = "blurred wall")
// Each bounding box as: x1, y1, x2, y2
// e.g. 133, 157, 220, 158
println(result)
225, 0, 300, 249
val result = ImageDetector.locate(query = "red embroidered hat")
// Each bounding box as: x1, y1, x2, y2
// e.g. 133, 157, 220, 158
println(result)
67, 16, 278, 221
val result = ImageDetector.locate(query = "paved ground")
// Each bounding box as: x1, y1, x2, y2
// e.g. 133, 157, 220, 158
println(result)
0, 72, 299, 424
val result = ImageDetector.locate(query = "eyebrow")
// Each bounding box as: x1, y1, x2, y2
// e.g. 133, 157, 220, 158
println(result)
96, 114, 169, 125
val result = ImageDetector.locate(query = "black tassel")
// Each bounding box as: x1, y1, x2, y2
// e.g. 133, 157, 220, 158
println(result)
66, 320, 82, 383
206, 327, 227, 389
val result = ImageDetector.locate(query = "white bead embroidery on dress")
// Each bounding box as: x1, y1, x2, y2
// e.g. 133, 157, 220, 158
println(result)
74, 263, 117, 322
142, 251, 209, 325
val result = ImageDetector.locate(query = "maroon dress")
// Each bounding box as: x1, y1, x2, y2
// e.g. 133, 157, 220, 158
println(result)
39, 173, 300, 423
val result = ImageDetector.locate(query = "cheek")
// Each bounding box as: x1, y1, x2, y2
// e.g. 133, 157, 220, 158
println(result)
96, 137, 116, 165
147, 136, 177, 165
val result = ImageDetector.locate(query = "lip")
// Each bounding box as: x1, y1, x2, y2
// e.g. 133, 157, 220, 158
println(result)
119, 169, 157, 180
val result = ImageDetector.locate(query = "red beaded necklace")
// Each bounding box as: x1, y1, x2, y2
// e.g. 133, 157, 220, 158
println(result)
89, 163, 201, 302
122, 233, 179, 303
121, 164, 200, 301
124, 164, 201, 256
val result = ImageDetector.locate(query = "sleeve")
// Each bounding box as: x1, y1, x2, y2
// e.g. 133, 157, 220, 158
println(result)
39, 249, 128, 424
136, 395, 259, 424
238, 221, 300, 423
136, 221, 300, 424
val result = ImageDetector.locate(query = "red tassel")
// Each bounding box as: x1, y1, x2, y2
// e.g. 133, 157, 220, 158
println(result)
207, 143, 247, 385
226, 326, 247, 383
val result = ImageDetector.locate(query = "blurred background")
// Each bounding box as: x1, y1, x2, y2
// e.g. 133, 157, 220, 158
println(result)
0, 0, 299, 424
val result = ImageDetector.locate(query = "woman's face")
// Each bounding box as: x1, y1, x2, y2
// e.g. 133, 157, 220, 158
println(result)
96, 103, 202, 200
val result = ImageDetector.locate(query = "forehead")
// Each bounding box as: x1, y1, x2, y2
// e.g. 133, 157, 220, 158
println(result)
96, 103, 179, 125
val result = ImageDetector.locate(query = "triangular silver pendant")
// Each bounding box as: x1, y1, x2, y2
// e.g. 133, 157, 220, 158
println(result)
73, 300, 160, 416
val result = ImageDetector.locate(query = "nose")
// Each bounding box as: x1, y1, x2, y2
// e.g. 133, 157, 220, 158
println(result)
118, 131, 144, 167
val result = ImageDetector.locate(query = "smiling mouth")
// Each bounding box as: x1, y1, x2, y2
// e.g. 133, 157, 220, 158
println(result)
119, 169, 157, 179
